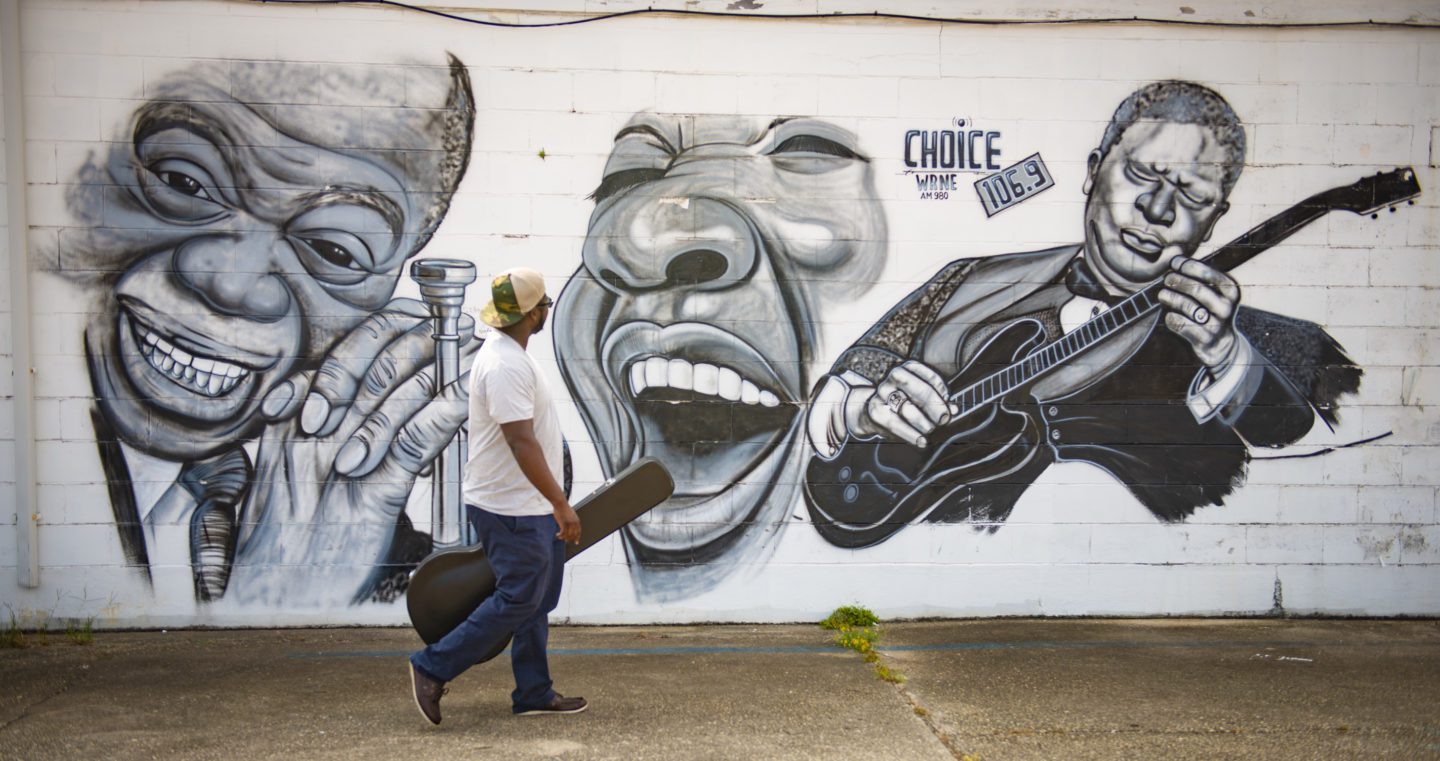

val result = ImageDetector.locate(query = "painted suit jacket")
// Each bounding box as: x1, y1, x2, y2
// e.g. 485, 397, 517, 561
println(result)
92, 406, 429, 604
804, 245, 1361, 547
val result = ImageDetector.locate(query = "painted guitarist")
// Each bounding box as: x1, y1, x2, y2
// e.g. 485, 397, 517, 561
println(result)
804, 80, 1363, 547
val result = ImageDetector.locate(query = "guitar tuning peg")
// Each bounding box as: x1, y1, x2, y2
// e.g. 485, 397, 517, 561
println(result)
1371, 213, 1379, 219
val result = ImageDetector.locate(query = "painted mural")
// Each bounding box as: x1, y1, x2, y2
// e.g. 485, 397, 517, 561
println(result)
803, 81, 1414, 548
552, 114, 888, 600
50, 45, 1422, 614
553, 81, 1421, 599
60, 55, 477, 606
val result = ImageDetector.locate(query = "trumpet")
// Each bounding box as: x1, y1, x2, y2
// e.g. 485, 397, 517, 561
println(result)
409, 258, 477, 548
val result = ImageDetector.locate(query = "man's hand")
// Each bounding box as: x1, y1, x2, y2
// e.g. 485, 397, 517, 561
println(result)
228, 297, 478, 607
498, 419, 578, 544
855, 360, 957, 448
1157, 255, 1241, 368
553, 500, 581, 545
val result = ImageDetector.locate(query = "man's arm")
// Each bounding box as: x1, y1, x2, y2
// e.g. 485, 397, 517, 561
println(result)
500, 419, 580, 544
1159, 256, 1324, 444
805, 260, 981, 458
807, 365, 953, 458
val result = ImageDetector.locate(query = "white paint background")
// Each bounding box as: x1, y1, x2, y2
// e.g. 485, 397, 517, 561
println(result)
0, 0, 1436, 627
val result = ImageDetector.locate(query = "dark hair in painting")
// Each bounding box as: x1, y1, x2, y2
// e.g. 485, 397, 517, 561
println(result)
1098, 80, 1246, 191
414, 53, 475, 254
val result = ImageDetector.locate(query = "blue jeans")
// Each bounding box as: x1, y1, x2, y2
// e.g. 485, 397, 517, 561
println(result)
411, 506, 565, 711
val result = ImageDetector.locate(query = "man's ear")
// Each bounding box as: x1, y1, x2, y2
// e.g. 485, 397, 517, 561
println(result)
1082, 149, 1102, 196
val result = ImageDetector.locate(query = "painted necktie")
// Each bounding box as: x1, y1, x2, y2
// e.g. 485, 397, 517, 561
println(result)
178, 448, 253, 602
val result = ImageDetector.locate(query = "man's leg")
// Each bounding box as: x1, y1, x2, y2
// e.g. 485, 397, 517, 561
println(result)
509, 515, 566, 710
411, 508, 551, 683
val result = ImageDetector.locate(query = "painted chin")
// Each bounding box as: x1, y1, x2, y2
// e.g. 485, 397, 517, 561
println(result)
598, 320, 802, 551
114, 308, 276, 423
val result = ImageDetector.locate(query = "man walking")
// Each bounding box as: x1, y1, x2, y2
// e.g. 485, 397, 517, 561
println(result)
409, 267, 585, 724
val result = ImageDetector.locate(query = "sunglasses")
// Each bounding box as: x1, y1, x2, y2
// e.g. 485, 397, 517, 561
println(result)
538, 297, 554, 309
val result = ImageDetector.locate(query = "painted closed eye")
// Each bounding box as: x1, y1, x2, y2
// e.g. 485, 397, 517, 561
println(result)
768, 134, 867, 176
1123, 159, 1169, 187
1124, 161, 1160, 184
1177, 187, 1214, 209
589, 167, 667, 203
770, 135, 863, 160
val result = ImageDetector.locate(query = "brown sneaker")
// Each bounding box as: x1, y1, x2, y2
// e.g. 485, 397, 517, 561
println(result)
409, 661, 447, 725
514, 693, 588, 716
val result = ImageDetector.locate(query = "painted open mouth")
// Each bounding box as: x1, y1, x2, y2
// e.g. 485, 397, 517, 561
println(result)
603, 321, 798, 478
627, 356, 791, 458
128, 314, 251, 397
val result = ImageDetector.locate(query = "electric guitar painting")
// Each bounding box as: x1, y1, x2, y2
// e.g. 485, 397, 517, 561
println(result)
804, 168, 1422, 548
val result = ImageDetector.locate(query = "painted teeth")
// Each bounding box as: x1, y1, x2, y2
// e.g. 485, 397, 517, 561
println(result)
629, 355, 780, 407
139, 328, 248, 397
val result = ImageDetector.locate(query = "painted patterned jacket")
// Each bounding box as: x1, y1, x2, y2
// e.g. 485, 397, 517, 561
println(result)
802, 245, 1362, 548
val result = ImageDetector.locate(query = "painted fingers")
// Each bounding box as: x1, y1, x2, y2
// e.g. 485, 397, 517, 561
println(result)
864, 360, 958, 448
260, 297, 478, 478
1159, 256, 1240, 368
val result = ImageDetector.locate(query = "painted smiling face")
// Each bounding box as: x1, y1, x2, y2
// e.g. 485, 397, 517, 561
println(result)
69, 59, 472, 461
554, 114, 885, 595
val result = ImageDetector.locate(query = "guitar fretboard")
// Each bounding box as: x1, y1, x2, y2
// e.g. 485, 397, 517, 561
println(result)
951, 284, 1160, 415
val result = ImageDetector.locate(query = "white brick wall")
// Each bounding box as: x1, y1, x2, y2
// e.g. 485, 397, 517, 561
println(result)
0, 0, 1436, 628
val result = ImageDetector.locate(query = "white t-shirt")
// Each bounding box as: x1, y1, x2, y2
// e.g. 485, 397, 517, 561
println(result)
463, 329, 564, 516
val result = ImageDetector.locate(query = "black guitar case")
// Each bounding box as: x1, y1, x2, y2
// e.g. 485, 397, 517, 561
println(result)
406, 458, 674, 651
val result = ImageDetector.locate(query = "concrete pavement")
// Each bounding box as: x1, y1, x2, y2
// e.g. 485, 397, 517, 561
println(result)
1, 619, 1437, 760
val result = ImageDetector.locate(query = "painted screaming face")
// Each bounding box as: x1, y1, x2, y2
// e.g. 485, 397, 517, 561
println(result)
554, 114, 886, 589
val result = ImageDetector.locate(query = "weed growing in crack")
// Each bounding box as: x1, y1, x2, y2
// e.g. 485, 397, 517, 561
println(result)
820, 605, 906, 684
874, 662, 905, 684
834, 626, 877, 653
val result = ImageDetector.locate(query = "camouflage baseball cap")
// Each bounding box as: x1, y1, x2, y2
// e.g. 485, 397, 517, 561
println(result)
480, 267, 547, 328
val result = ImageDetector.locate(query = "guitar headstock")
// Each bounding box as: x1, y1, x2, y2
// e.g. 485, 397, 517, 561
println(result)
1318, 167, 1423, 217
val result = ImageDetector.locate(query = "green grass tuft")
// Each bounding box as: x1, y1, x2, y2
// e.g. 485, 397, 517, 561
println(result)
2, 614, 26, 649
65, 619, 95, 646
819, 605, 879, 631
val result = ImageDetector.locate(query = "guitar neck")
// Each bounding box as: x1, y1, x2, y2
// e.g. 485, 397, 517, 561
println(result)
949, 187, 1357, 413
1202, 198, 1336, 273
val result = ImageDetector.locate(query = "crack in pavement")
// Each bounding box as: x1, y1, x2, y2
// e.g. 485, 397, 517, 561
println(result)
892, 681, 978, 761
0, 665, 92, 734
